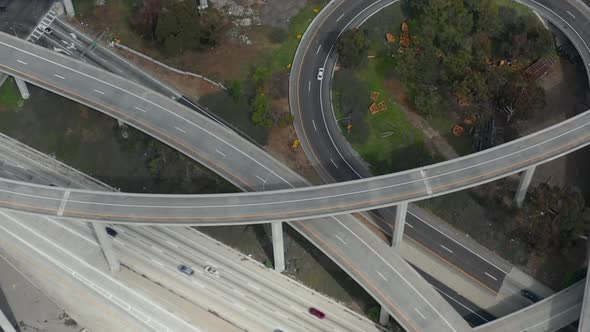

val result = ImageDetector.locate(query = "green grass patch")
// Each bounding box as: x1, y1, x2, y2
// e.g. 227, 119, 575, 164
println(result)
428, 113, 474, 156
331, 2, 439, 174
0, 78, 23, 110
267, 2, 325, 73
72, 0, 96, 17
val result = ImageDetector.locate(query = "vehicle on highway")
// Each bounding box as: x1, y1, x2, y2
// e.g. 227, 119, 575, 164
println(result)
317, 67, 324, 80
520, 289, 541, 302
178, 264, 194, 276
308, 307, 325, 319
105, 226, 118, 237
204, 265, 220, 277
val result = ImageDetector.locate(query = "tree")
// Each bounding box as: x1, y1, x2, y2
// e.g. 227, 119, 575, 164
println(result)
335, 29, 369, 68
154, 2, 222, 55
521, 184, 590, 253
227, 80, 242, 101
130, 0, 162, 39
250, 94, 273, 128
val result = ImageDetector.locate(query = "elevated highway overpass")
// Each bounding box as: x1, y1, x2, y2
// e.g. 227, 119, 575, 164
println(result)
0, 0, 589, 329
0, 28, 470, 332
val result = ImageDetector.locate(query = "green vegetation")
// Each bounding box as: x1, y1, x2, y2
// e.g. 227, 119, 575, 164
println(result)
333, 0, 555, 175
227, 80, 242, 101
239, 3, 325, 128
562, 268, 586, 288
268, 27, 288, 44
333, 4, 438, 174
518, 184, 590, 254
71, 0, 98, 17
0, 78, 23, 110
335, 29, 370, 68
131, 0, 222, 55
367, 307, 381, 323
398, 0, 552, 115
251, 94, 273, 128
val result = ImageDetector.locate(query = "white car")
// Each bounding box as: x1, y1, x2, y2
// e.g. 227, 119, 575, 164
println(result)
204, 265, 220, 277
317, 67, 324, 81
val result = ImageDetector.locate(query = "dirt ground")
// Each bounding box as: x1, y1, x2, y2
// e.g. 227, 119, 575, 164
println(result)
114, 47, 224, 101
385, 79, 460, 160
265, 98, 322, 183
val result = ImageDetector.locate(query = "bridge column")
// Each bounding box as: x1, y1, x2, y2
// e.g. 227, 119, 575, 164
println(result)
271, 222, 285, 272
379, 306, 389, 326
92, 223, 120, 273
62, 0, 75, 17
0, 73, 8, 89
514, 166, 536, 208
578, 252, 590, 331
391, 202, 408, 248
14, 78, 29, 100
0, 308, 16, 332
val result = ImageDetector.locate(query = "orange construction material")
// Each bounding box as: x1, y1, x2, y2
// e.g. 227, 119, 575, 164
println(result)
452, 125, 465, 136
399, 22, 410, 51
292, 139, 300, 149
370, 91, 380, 101
369, 103, 381, 114
386, 33, 396, 43
377, 101, 387, 112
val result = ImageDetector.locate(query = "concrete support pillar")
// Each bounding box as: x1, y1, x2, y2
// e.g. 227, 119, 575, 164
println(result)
0, 308, 16, 332
271, 222, 285, 272
92, 223, 120, 273
62, 0, 75, 17
379, 306, 389, 326
14, 78, 29, 100
0, 73, 8, 89
198, 0, 209, 9
514, 166, 536, 208
578, 253, 590, 331
391, 202, 408, 248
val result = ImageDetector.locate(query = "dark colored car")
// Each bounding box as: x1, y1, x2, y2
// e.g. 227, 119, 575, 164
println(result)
520, 289, 541, 302
308, 307, 325, 319
178, 264, 194, 276
105, 226, 118, 237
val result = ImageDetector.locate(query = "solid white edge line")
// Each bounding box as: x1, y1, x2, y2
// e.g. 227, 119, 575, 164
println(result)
484, 272, 498, 281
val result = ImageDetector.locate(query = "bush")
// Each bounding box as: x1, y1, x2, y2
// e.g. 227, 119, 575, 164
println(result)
154, 3, 223, 55
251, 94, 273, 128
268, 27, 288, 43
277, 113, 294, 128
227, 80, 242, 101
335, 29, 369, 68
367, 307, 381, 323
